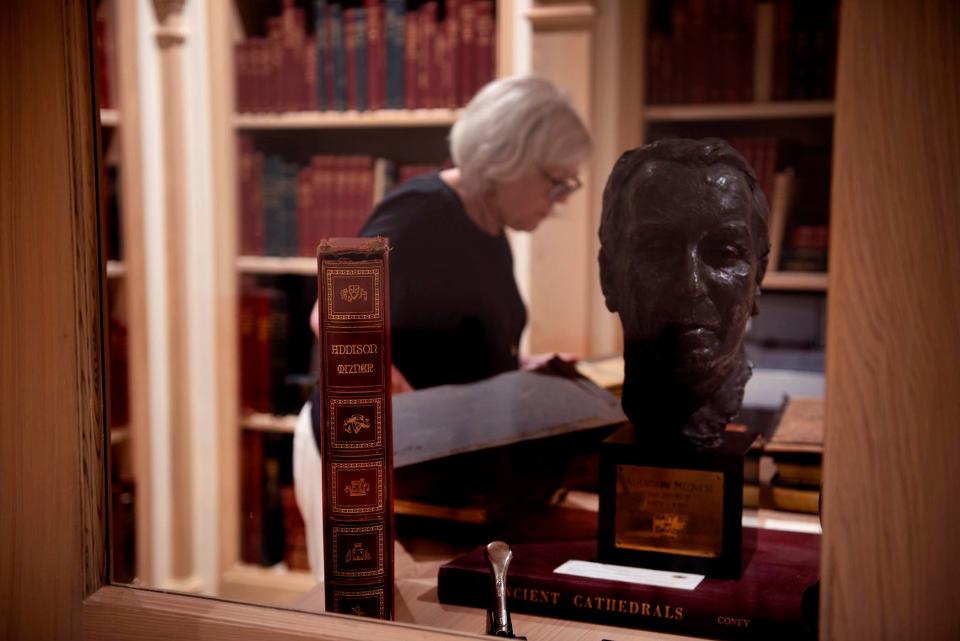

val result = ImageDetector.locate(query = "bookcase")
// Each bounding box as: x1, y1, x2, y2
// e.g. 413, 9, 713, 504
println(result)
638, 0, 837, 372
210, 0, 515, 603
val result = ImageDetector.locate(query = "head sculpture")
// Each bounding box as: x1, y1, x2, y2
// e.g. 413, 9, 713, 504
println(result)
599, 138, 770, 449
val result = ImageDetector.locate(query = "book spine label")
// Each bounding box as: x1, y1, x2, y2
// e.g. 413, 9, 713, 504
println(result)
318, 239, 393, 620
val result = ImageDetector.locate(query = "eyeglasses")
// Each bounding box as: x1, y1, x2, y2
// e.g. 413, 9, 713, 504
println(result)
540, 169, 582, 202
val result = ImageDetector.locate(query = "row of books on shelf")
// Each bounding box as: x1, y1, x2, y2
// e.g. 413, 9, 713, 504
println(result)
239, 280, 318, 417
240, 430, 309, 570
235, 0, 495, 114
646, 0, 837, 105
238, 136, 440, 257
724, 136, 829, 273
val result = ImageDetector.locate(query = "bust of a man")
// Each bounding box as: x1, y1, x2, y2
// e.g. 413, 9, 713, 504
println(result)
598, 138, 770, 449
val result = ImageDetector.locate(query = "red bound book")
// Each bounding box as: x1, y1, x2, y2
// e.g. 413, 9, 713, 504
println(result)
265, 18, 283, 112
439, 528, 820, 639
304, 37, 318, 111
445, 0, 461, 107
474, 1, 495, 93
404, 13, 419, 108
317, 237, 394, 619
459, 1, 476, 104
365, 0, 385, 111
238, 135, 260, 255
772, 0, 792, 101
687, 0, 707, 104
418, 3, 438, 108
351, 157, 374, 235
239, 287, 275, 414
296, 166, 315, 257
313, 156, 335, 241
331, 157, 347, 237
240, 430, 264, 565
344, 9, 359, 111
250, 40, 264, 113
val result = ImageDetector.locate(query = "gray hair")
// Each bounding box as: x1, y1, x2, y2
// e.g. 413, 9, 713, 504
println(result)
450, 75, 592, 197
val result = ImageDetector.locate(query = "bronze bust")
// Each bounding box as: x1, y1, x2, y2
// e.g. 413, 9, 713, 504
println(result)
598, 138, 770, 449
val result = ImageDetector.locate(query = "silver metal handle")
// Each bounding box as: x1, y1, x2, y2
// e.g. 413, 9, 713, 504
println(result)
485, 541, 524, 639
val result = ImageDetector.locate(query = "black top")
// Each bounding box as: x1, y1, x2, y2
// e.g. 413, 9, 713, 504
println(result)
359, 172, 527, 390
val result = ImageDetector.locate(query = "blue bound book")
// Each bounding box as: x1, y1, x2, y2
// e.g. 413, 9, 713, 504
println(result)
385, 0, 405, 108
282, 161, 300, 257
314, 0, 328, 111
262, 156, 282, 257
354, 8, 368, 111
329, 4, 347, 111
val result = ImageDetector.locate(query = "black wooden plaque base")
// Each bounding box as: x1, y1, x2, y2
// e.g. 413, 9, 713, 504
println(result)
598, 423, 756, 579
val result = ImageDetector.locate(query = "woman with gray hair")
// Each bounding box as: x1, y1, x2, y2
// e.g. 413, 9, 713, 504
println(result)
360, 74, 591, 389
296, 76, 591, 583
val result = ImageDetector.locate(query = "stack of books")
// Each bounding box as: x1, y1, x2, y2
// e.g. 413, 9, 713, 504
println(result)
765, 396, 823, 514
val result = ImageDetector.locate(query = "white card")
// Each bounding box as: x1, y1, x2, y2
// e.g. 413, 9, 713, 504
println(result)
553, 559, 705, 591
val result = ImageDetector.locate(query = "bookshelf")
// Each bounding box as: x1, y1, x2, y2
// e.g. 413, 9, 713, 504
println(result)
208, 0, 514, 600
234, 108, 463, 129
645, 99, 834, 123
640, 0, 838, 300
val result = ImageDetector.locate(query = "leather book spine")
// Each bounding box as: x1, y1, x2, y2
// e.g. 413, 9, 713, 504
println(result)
318, 237, 394, 620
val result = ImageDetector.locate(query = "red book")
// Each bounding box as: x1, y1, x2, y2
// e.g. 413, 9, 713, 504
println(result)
772, 0, 793, 101
439, 528, 820, 639
239, 286, 274, 414
240, 430, 264, 564
445, 0, 461, 107
404, 13, 419, 108
417, 3, 438, 108
317, 237, 395, 619
313, 155, 336, 241
304, 37, 318, 111
296, 165, 316, 257
365, 0, 385, 111
473, 1, 495, 94
344, 9, 359, 111
459, 1, 476, 104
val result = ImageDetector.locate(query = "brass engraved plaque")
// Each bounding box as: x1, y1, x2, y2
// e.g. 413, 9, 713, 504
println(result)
614, 465, 724, 558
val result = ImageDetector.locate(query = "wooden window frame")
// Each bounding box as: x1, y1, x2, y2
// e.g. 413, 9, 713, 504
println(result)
3, 1, 958, 639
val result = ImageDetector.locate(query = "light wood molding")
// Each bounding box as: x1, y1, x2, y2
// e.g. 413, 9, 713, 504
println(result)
644, 100, 835, 122
233, 109, 462, 130
236, 255, 317, 275
525, 2, 596, 30
154, 0, 195, 583
822, 0, 960, 638
113, 0, 155, 586
525, 0, 596, 356
206, 0, 241, 588
1, 0, 106, 636
762, 271, 829, 292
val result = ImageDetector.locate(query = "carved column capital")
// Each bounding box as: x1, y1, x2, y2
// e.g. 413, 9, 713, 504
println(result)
152, 0, 187, 25
153, 0, 188, 47
525, 0, 597, 31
